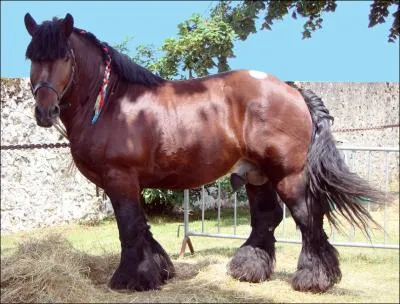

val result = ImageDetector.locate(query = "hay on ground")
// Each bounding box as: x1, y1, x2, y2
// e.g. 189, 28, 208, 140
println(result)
0, 233, 262, 303
1, 234, 117, 303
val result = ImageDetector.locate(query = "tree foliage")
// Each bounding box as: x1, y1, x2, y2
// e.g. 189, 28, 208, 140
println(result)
162, 14, 236, 78
130, 14, 236, 79
368, 0, 399, 42
113, 36, 133, 55
118, 1, 399, 81
212, 0, 399, 42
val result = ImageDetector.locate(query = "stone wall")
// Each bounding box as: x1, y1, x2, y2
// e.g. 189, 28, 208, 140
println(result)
297, 82, 399, 147
296, 82, 399, 192
1, 79, 112, 233
1, 78, 399, 233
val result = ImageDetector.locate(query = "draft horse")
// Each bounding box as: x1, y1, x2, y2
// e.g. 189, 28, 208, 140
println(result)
24, 13, 385, 293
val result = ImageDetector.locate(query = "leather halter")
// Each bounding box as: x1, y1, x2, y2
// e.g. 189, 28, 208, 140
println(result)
30, 46, 76, 105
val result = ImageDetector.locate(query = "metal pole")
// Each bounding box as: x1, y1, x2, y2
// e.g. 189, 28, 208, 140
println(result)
338, 146, 399, 152
343, 150, 348, 165
186, 231, 399, 249
184, 189, 189, 237
384, 152, 389, 244
282, 203, 286, 236
217, 181, 221, 233
349, 151, 356, 240
367, 151, 371, 212
233, 192, 237, 235
345, 150, 352, 241
201, 186, 205, 233
179, 189, 195, 257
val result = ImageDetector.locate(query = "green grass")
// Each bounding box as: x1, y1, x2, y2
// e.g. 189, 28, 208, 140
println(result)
1, 202, 399, 303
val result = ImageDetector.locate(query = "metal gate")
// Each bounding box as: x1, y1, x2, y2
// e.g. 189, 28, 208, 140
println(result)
179, 146, 399, 255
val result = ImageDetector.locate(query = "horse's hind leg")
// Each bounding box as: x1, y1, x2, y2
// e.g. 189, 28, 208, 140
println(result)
276, 172, 341, 292
227, 181, 283, 282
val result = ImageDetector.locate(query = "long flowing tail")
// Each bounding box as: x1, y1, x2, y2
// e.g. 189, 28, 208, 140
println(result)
298, 87, 387, 233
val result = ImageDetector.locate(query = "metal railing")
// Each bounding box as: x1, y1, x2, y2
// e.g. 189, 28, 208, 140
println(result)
179, 146, 399, 255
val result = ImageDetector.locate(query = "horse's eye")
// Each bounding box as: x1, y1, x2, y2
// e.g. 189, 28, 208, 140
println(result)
64, 55, 70, 62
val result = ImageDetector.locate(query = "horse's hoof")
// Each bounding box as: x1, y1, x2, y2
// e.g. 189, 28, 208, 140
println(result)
292, 268, 334, 293
109, 254, 174, 292
109, 265, 163, 292
292, 242, 341, 292
227, 245, 274, 283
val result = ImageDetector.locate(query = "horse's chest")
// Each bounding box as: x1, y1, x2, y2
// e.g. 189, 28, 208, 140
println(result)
69, 144, 104, 185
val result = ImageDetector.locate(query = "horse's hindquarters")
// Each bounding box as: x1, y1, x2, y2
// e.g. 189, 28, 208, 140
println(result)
242, 88, 312, 182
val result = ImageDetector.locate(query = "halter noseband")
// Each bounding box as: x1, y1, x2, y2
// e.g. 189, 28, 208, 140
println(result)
30, 46, 76, 105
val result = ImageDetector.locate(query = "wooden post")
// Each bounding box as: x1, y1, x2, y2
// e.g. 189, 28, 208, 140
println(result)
179, 236, 194, 258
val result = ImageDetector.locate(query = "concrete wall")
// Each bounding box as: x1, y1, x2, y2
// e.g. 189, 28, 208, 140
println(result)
1, 78, 399, 233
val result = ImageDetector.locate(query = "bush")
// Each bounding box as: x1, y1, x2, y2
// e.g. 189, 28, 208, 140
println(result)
141, 175, 248, 216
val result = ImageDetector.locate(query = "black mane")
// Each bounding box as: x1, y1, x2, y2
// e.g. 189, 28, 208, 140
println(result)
26, 17, 165, 86
26, 18, 68, 61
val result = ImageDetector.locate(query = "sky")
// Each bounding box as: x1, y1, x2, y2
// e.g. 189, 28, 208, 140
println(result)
1, 1, 399, 81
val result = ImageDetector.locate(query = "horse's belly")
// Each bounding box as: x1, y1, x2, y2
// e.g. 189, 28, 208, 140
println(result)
143, 154, 240, 189
142, 156, 269, 190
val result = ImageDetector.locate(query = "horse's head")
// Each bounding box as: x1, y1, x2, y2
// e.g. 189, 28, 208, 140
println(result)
24, 13, 76, 127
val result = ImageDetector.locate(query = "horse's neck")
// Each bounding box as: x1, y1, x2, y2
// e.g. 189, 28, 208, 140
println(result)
59, 34, 105, 137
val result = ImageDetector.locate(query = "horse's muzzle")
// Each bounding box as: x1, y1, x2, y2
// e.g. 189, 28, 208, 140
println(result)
35, 104, 60, 128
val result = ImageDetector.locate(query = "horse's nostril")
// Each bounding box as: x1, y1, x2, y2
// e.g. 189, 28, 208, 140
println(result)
49, 105, 60, 118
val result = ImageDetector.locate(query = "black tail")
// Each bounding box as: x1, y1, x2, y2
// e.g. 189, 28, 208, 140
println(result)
299, 88, 387, 233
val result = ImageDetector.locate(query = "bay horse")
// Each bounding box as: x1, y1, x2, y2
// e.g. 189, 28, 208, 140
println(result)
24, 13, 385, 293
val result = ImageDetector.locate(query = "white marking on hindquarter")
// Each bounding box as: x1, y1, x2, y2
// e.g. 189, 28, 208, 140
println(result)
248, 70, 268, 79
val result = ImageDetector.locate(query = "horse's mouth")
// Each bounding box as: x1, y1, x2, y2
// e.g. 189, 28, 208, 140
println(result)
36, 118, 54, 128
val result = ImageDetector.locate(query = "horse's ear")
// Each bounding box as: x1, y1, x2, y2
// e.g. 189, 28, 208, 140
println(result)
62, 13, 74, 37
24, 13, 37, 36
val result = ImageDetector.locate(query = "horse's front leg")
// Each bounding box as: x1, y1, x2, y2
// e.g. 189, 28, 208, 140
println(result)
105, 169, 175, 291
